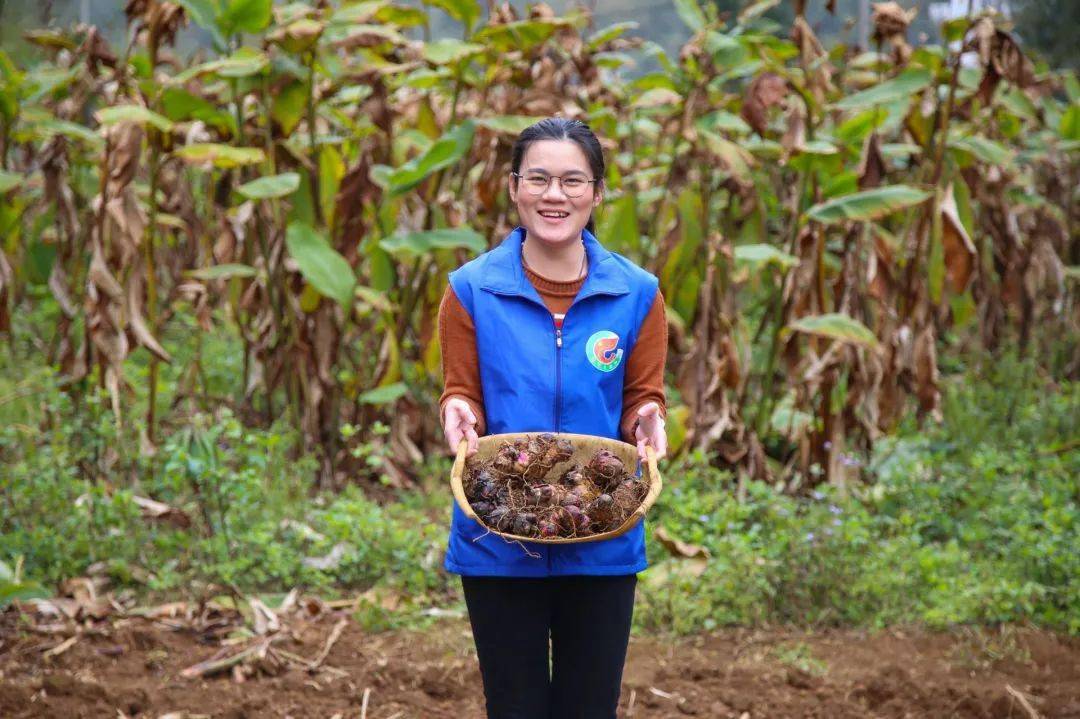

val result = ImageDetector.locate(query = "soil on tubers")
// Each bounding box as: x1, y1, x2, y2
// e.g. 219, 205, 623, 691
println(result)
462, 434, 649, 540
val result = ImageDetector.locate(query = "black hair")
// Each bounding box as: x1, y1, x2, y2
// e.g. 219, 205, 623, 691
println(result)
510, 117, 605, 236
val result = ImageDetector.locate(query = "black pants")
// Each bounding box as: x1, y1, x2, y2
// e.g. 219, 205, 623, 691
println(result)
461, 574, 637, 719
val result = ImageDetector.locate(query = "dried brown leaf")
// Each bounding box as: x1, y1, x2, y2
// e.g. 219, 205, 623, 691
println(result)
964, 18, 1036, 104
104, 365, 123, 421
107, 122, 143, 194
48, 262, 78, 319
150, 3, 188, 48
781, 104, 806, 156
334, 156, 379, 256
132, 494, 191, 528
248, 597, 281, 636
0, 249, 12, 333
81, 26, 117, 77
127, 273, 173, 363
530, 3, 557, 20
872, 2, 917, 44
57, 577, 113, 620
867, 229, 896, 303
719, 335, 741, 390
913, 324, 941, 421
655, 526, 711, 559
89, 245, 124, 300
644, 556, 708, 588
941, 183, 976, 294
41, 138, 79, 238
791, 16, 833, 102
857, 132, 886, 190
741, 73, 788, 137
105, 189, 147, 262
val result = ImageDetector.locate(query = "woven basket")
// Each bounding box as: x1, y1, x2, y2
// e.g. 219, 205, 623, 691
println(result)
450, 432, 662, 545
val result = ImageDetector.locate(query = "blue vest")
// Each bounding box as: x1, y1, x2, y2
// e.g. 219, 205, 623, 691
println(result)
444, 226, 659, 577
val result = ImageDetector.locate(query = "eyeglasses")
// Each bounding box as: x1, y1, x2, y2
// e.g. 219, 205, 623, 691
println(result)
511, 171, 598, 198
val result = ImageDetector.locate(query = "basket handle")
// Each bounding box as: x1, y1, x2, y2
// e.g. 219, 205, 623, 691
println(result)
451, 438, 479, 522
636, 444, 662, 519
601, 445, 662, 540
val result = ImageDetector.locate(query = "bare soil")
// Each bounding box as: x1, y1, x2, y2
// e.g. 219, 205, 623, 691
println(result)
2, 611, 1079, 718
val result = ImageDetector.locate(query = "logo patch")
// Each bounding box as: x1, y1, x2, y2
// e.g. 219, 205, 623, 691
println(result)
586, 330, 623, 372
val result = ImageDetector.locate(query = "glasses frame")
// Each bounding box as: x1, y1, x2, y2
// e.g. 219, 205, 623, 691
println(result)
510, 171, 599, 198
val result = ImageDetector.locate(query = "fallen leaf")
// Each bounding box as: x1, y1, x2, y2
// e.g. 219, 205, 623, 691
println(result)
301, 542, 354, 571
655, 526, 711, 559
132, 495, 191, 528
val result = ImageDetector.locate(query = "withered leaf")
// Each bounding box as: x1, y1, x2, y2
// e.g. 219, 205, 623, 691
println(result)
857, 132, 886, 190
964, 18, 1036, 104
81, 26, 117, 77
127, 273, 173, 363
941, 183, 976, 294
88, 245, 124, 300
105, 188, 147, 261
104, 365, 123, 422
781, 104, 806, 156
655, 526, 711, 559
871, 2, 917, 44
791, 16, 833, 102
867, 229, 896, 303
132, 494, 191, 528
106, 122, 143, 194
741, 72, 788, 137
48, 263, 78, 319
913, 324, 941, 420
719, 335, 741, 390
0, 249, 12, 333
334, 156, 379, 258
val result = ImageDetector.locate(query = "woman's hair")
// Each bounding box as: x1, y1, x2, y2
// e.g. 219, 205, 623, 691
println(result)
510, 117, 605, 235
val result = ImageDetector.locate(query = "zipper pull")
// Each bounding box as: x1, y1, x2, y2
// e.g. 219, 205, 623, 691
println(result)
555, 328, 563, 348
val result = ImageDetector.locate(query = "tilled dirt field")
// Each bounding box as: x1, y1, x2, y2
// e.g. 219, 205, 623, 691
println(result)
2, 611, 1079, 718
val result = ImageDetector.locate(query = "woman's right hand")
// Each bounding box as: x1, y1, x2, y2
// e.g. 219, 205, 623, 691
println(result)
442, 397, 480, 457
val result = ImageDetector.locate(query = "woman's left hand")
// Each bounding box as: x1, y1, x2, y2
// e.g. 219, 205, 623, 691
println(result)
633, 401, 667, 462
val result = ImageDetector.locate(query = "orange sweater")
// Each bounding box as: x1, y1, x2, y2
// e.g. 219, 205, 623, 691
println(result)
438, 263, 667, 444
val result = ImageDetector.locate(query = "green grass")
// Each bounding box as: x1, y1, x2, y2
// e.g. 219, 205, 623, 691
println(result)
636, 353, 1080, 634
2, 338, 1077, 635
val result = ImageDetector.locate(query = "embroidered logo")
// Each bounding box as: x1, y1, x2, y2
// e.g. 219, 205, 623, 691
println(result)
586, 330, 623, 372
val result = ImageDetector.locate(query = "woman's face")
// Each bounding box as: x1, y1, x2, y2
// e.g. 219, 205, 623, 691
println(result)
508, 139, 602, 248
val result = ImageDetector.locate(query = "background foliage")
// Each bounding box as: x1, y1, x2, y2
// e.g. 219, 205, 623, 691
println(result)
0, 0, 1077, 633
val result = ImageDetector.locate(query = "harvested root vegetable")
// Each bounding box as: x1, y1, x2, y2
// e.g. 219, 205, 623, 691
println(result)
462, 433, 649, 540
584, 449, 627, 492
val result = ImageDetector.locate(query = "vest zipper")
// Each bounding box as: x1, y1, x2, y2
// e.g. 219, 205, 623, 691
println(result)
554, 322, 563, 433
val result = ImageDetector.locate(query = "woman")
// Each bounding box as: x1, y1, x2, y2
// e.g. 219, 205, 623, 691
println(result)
437, 117, 668, 719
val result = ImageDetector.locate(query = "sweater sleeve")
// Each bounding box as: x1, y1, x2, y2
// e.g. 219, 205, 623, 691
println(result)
438, 283, 487, 437
620, 289, 668, 443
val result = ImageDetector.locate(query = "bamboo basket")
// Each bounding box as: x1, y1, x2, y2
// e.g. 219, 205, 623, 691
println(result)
450, 432, 662, 545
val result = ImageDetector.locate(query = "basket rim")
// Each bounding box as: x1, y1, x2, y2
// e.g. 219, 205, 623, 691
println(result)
450, 432, 662, 545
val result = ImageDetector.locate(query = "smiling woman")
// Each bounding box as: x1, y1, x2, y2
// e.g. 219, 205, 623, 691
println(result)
435, 117, 669, 719
508, 131, 604, 281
